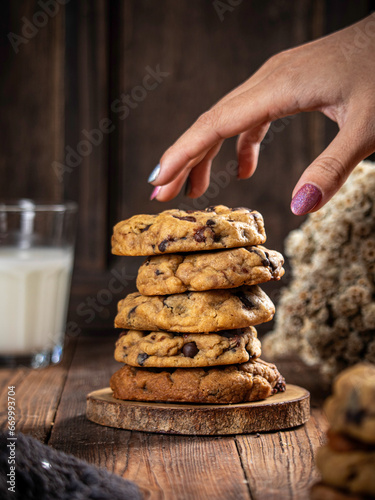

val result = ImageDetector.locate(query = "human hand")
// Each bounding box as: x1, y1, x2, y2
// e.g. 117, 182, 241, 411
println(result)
148, 15, 375, 215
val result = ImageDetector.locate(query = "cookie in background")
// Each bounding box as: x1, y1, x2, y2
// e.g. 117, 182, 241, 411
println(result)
311, 363, 375, 500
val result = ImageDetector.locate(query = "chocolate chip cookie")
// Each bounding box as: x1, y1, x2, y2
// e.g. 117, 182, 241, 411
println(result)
110, 358, 286, 404
115, 285, 275, 333
316, 444, 375, 497
311, 482, 373, 500
312, 364, 375, 499
324, 364, 375, 444
111, 205, 266, 256
114, 327, 261, 368
136, 245, 284, 295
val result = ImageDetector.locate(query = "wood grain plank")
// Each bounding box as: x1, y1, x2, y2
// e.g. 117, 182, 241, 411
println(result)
236, 409, 328, 500
0, 337, 76, 442
64, 0, 109, 272
122, 433, 252, 500
1, 332, 330, 500
49, 336, 251, 500
0, 0, 65, 201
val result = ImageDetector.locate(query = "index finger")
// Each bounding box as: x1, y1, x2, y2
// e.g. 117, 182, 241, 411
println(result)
155, 81, 297, 187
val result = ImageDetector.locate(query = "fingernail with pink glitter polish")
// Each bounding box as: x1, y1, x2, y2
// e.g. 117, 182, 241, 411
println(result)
150, 186, 161, 201
291, 183, 322, 215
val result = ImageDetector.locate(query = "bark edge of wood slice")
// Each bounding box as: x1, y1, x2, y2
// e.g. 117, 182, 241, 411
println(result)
86, 384, 310, 435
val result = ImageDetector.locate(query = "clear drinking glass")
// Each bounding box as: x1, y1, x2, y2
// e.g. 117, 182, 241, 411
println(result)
0, 200, 77, 368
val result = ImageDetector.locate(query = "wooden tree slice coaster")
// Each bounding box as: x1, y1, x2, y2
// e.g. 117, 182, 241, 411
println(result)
86, 384, 310, 435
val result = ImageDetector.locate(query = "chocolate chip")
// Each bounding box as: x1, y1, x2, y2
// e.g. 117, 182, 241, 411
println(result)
173, 215, 196, 222
182, 342, 199, 358
273, 377, 286, 393
252, 211, 262, 225
158, 236, 174, 252
194, 227, 207, 243
128, 306, 138, 317
246, 247, 270, 267
155, 269, 163, 276
159, 239, 168, 252
137, 352, 149, 366
229, 335, 241, 349
346, 390, 366, 425
213, 232, 221, 242
235, 291, 255, 309
264, 251, 277, 271
140, 224, 152, 233
206, 219, 215, 226
346, 471, 357, 482
119, 331, 128, 338
262, 251, 272, 268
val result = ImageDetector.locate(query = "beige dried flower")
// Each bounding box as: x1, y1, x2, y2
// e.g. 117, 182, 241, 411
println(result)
363, 303, 375, 329
361, 238, 375, 263
264, 161, 375, 380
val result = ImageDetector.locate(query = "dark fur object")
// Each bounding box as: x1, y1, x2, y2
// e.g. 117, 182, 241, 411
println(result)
0, 433, 142, 500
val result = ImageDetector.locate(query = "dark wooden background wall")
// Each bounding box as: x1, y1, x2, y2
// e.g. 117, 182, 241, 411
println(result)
1, 0, 373, 335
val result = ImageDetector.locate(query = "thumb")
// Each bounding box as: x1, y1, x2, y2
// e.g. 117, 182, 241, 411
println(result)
291, 125, 372, 215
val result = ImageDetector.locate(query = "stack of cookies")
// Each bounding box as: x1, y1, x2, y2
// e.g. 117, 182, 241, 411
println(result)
109, 205, 286, 404
312, 364, 375, 500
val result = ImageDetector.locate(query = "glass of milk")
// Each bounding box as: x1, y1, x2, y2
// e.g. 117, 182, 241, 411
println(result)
0, 200, 77, 368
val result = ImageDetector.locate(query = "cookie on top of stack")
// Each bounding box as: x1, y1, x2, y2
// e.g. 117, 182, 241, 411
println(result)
312, 363, 375, 500
110, 205, 286, 404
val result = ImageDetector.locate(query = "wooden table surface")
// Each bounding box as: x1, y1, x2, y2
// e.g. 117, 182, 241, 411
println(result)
0, 334, 329, 500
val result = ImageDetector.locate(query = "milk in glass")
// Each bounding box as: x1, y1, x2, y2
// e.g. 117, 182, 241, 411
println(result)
0, 247, 73, 355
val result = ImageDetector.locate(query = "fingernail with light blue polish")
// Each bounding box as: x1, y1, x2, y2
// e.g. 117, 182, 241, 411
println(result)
148, 164, 161, 183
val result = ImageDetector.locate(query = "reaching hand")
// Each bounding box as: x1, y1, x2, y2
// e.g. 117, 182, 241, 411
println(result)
148, 15, 375, 215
